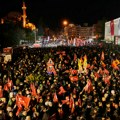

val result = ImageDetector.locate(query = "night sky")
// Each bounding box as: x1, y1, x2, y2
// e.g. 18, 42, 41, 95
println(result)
0, 0, 120, 29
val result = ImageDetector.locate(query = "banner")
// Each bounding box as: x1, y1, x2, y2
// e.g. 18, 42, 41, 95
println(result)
110, 20, 114, 36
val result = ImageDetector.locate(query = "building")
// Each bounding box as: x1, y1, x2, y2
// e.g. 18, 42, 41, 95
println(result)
64, 24, 95, 39
79, 27, 94, 39
105, 17, 120, 44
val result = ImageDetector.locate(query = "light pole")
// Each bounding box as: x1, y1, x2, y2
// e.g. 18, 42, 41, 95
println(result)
63, 20, 68, 39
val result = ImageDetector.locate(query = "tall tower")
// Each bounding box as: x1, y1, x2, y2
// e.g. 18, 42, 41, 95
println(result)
22, 1, 27, 28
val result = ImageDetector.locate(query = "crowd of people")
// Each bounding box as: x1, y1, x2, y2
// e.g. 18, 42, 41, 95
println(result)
0, 44, 120, 120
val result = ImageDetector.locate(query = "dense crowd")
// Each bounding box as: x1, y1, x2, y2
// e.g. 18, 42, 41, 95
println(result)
0, 44, 120, 120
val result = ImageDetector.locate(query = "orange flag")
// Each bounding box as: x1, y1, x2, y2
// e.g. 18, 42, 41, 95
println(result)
58, 86, 66, 95
30, 83, 37, 97
101, 51, 105, 61
53, 92, 58, 103
0, 86, 3, 98
111, 60, 119, 70
69, 76, 78, 82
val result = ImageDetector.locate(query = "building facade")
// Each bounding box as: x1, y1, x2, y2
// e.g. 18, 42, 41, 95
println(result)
64, 24, 95, 39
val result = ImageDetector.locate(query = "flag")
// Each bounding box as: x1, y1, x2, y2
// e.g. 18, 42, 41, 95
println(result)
101, 61, 106, 68
69, 76, 78, 82
101, 51, 104, 61
53, 92, 58, 103
70, 69, 78, 75
4, 78, 13, 91
47, 58, 57, 76
111, 60, 119, 70
69, 94, 75, 113
30, 83, 37, 97
103, 75, 111, 85
16, 94, 30, 116
78, 57, 83, 71
16, 94, 30, 108
16, 104, 22, 116
103, 68, 109, 75
83, 55, 87, 71
84, 80, 93, 94
89, 64, 94, 70
94, 72, 100, 79
58, 86, 66, 95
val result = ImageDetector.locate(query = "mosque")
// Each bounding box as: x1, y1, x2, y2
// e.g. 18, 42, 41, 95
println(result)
0, 1, 36, 30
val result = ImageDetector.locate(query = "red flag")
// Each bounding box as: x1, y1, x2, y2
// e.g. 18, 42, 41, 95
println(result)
58, 86, 66, 95
4, 84, 9, 91
0, 86, 3, 98
16, 94, 30, 116
101, 51, 104, 61
53, 92, 58, 103
110, 20, 114, 35
69, 76, 78, 82
84, 80, 93, 94
16, 104, 22, 116
30, 83, 37, 97
4, 78, 13, 91
69, 94, 75, 113
89, 64, 94, 70
94, 72, 100, 78
70, 69, 78, 75
16, 94, 30, 108
103, 68, 109, 75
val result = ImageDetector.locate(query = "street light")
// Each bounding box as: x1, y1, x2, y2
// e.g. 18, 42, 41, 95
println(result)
63, 20, 68, 26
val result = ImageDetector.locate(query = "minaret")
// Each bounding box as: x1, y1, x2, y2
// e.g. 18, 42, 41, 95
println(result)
22, 1, 27, 28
